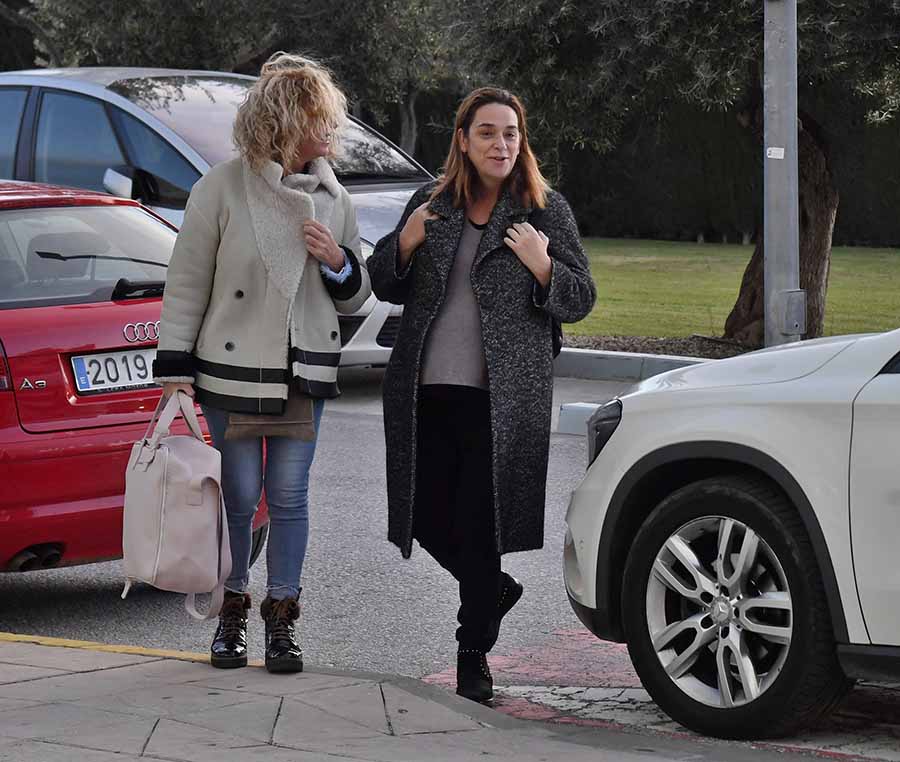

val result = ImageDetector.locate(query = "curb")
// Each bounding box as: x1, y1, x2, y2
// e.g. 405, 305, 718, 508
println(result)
553, 347, 707, 382
558, 402, 607, 437
0, 630, 212, 663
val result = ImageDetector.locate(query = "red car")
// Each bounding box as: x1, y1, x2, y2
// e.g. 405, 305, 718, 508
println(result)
0, 181, 269, 573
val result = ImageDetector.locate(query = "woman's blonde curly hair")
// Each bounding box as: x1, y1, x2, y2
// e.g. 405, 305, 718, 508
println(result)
233, 52, 347, 173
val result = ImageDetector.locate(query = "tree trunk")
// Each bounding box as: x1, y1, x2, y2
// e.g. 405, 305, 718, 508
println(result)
399, 89, 419, 156
724, 118, 839, 346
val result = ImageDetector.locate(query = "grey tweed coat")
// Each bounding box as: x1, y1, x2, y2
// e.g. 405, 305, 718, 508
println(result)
368, 181, 596, 558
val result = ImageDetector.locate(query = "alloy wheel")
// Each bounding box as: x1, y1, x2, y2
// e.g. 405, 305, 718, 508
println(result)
645, 516, 793, 708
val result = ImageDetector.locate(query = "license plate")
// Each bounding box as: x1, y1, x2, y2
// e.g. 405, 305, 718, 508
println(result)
71, 348, 157, 394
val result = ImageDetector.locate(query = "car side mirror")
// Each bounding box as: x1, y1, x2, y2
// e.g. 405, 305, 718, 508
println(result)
104, 166, 189, 209
103, 167, 135, 200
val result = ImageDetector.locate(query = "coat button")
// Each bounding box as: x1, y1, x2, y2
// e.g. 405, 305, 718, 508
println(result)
235, 289, 244, 299
330, 330, 338, 340
225, 341, 235, 351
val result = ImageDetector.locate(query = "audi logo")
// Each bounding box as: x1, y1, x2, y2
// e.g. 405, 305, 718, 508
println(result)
123, 321, 160, 343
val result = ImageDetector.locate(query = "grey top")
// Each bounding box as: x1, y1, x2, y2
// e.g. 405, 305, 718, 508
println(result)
420, 219, 488, 389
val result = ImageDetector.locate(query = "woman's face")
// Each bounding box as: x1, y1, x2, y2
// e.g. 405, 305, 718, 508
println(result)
289, 130, 333, 171
459, 103, 521, 188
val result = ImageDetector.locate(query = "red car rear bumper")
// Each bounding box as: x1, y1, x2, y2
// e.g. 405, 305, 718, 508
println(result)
0, 417, 270, 570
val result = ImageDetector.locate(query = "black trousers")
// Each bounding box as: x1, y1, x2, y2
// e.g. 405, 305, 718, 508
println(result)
413, 384, 502, 652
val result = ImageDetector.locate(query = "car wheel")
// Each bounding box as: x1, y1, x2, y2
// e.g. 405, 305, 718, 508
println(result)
249, 523, 268, 568
622, 475, 849, 739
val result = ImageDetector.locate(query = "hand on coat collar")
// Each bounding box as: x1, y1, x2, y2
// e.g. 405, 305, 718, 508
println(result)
244, 157, 341, 300
426, 185, 533, 270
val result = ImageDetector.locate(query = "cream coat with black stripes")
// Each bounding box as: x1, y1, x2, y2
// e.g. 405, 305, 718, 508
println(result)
152, 156, 371, 413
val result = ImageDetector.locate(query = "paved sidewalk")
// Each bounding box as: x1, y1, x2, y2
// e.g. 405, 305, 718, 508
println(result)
0, 634, 826, 762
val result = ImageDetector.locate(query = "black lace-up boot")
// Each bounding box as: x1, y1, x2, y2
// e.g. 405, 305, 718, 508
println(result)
210, 591, 251, 669
260, 595, 303, 674
456, 649, 493, 703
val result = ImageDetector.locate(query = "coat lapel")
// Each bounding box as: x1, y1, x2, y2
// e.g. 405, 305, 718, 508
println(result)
473, 188, 530, 271
424, 185, 530, 282
425, 188, 465, 285
242, 158, 338, 301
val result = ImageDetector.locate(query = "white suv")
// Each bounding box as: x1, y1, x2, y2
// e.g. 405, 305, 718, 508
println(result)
564, 327, 900, 739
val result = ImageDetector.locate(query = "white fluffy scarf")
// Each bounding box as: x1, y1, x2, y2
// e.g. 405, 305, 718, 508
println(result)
242, 157, 342, 300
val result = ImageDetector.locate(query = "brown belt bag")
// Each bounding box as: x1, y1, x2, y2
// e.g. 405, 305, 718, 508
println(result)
223, 392, 316, 441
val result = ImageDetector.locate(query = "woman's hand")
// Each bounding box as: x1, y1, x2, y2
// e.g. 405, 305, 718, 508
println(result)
505, 222, 552, 288
303, 219, 345, 272
398, 202, 438, 268
161, 382, 194, 399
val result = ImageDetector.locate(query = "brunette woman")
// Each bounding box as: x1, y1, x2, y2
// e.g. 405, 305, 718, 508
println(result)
368, 87, 596, 702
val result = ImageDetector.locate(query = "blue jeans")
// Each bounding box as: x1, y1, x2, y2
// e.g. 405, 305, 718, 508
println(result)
201, 399, 325, 600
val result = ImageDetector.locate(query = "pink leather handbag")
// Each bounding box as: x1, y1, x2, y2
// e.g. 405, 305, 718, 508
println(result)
122, 391, 231, 620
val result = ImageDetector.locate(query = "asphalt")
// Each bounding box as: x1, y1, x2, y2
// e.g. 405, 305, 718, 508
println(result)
0, 635, 831, 762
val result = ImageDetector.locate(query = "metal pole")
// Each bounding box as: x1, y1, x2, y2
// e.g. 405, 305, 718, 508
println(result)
763, 0, 805, 346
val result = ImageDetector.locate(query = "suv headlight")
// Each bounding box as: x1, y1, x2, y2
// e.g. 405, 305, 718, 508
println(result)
587, 399, 622, 466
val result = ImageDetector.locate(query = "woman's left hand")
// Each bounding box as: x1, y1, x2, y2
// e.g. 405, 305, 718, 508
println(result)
303, 219, 345, 272
505, 222, 552, 288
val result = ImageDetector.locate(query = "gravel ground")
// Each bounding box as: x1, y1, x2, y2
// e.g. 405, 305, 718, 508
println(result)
564, 334, 752, 360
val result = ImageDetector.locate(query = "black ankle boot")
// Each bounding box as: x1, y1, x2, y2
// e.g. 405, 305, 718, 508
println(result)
499, 573, 523, 622
457, 649, 493, 703
210, 591, 250, 669
260, 595, 303, 674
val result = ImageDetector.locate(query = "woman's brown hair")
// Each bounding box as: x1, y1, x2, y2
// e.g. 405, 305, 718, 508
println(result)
431, 87, 549, 209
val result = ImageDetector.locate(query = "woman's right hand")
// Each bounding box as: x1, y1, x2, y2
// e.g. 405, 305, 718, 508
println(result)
161, 382, 195, 399
398, 202, 438, 266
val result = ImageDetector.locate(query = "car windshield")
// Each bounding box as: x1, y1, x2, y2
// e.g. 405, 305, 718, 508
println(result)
0, 205, 174, 309
108, 75, 429, 181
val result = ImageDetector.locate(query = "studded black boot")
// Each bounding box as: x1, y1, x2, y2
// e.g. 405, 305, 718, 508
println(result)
210, 591, 250, 669
260, 595, 303, 674
457, 649, 493, 703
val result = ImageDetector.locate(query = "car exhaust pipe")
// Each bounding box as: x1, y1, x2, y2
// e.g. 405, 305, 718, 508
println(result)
5, 544, 64, 572
6, 549, 40, 572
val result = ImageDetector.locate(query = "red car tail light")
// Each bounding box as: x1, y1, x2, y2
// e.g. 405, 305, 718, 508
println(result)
0, 339, 11, 392
0, 337, 18, 434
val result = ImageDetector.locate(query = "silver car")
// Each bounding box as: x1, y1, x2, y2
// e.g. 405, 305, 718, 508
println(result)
0, 68, 431, 366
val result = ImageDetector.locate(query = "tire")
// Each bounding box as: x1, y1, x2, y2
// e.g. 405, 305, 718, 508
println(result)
249, 523, 269, 569
621, 475, 849, 739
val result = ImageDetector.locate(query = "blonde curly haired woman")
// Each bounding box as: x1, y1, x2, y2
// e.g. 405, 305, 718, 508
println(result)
153, 52, 371, 673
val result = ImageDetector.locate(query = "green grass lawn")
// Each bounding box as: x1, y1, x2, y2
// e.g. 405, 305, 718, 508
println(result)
576, 238, 900, 337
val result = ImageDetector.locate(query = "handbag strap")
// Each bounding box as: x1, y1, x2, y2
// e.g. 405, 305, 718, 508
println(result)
140, 392, 171, 442
176, 392, 205, 441
184, 492, 232, 621
149, 391, 205, 444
